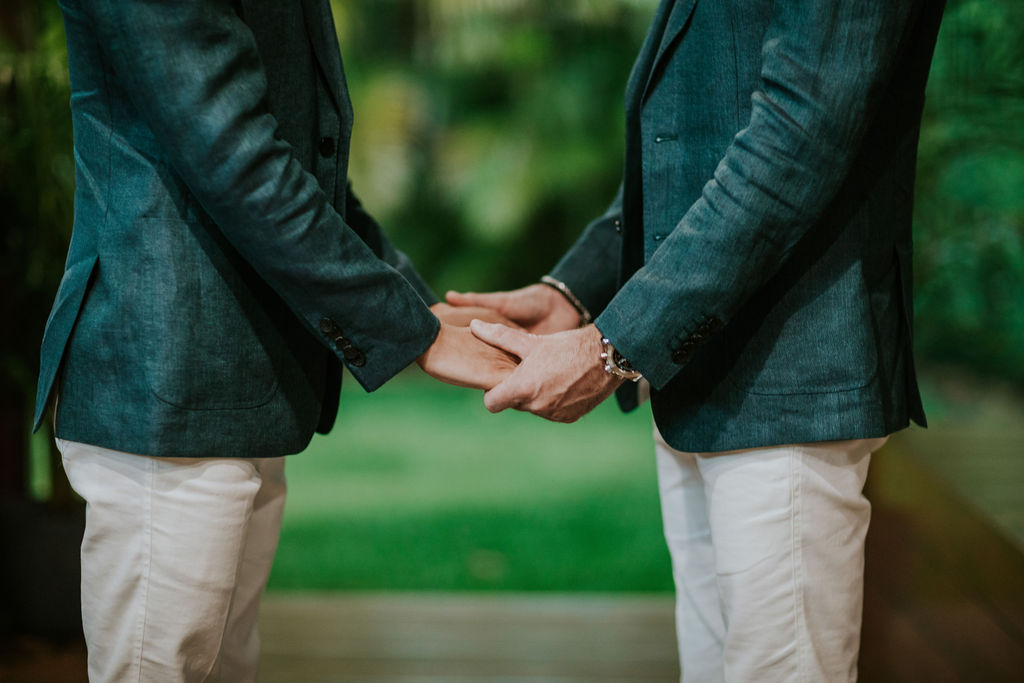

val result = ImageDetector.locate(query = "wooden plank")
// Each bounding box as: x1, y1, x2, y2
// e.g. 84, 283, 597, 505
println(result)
876, 436, 1024, 636
899, 377, 1024, 551
0, 637, 88, 683
861, 437, 1024, 681
258, 593, 679, 682
861, 582, 962, 683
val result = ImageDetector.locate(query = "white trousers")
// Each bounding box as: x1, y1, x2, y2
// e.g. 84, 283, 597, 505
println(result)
654, 429, 885, 683
57, 439, 286, 683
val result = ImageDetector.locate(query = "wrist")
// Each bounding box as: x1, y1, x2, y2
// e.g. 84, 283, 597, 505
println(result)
417, 323, 442, 364
540, 275, 592, 327
597, 332, 642, 383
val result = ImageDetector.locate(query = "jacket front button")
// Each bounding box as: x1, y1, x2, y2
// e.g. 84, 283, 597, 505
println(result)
614, 219, 622, 234
319, 136, 336, 157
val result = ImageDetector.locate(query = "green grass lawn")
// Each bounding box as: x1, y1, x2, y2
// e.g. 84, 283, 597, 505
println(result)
268, 371, 673, 592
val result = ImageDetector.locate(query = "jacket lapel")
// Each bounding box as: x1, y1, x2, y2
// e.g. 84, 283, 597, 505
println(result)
300, 0, 348, 113
639, 0, 699, 105
625, 0, 676, 115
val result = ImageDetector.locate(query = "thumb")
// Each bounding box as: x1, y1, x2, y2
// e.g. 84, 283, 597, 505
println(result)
470, 320, 536, 360
446, 290, 504, 309
483, 373, 525, 413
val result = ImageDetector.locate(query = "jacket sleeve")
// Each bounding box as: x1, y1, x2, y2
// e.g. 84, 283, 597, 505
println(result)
86, 0, 438, 391
344, 181, 439, 306
548, 184, 624, 316
595, 1, 923, 390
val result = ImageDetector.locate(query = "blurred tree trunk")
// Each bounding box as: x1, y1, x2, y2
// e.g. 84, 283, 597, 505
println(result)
0, 2, 32, 52
0, 1, 34, 497
0, 383, 27, 496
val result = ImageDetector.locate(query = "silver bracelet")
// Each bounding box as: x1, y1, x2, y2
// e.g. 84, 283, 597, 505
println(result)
540, 275, 593, 327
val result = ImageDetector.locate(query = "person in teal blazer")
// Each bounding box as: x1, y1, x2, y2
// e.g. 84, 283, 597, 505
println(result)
453, 0, 944, 679
35, 0, 512, 679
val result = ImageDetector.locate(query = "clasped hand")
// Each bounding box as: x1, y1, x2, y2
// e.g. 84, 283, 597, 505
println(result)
419, 285, 622, 422
415, 304, 520, 391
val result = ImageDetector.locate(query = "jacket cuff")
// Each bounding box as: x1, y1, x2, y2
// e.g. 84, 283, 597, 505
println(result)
549, 257, 617, 320
314, 310, 440, 392
595, 297, 723, 392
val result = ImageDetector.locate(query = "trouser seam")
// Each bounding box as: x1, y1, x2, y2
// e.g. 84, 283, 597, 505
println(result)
135, 459, 155, 683
790, 448, 809, 682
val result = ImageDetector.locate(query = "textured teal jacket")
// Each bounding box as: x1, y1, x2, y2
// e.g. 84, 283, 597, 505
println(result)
552, 0, 943, 452
35, 0, 440, 457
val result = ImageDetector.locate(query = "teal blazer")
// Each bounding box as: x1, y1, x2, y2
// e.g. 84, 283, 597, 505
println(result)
35, 0, 440, 457
552, 0, 943, 451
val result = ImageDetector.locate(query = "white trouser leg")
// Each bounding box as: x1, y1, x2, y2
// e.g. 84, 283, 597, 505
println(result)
57, 439, 286, 683
217, 456, 285, 680
655, 434, 727, 683
655, 429, 884, 683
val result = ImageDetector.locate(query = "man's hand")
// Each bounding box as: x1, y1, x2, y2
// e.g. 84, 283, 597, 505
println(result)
417, 323, 518, 391
469, 321, 622, 422
430, 302, 520, 329
446, 284, 580, 334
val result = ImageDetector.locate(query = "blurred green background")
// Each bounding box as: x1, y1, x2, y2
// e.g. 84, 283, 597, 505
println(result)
2, 0, 1023, 593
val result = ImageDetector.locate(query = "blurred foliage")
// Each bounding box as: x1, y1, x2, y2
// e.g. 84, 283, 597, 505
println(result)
0, 0, 73, 497
0, 0, 74, 386
336, 0, 655, 290
912, 0, 1024, 384
1, 0, 1023, 493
